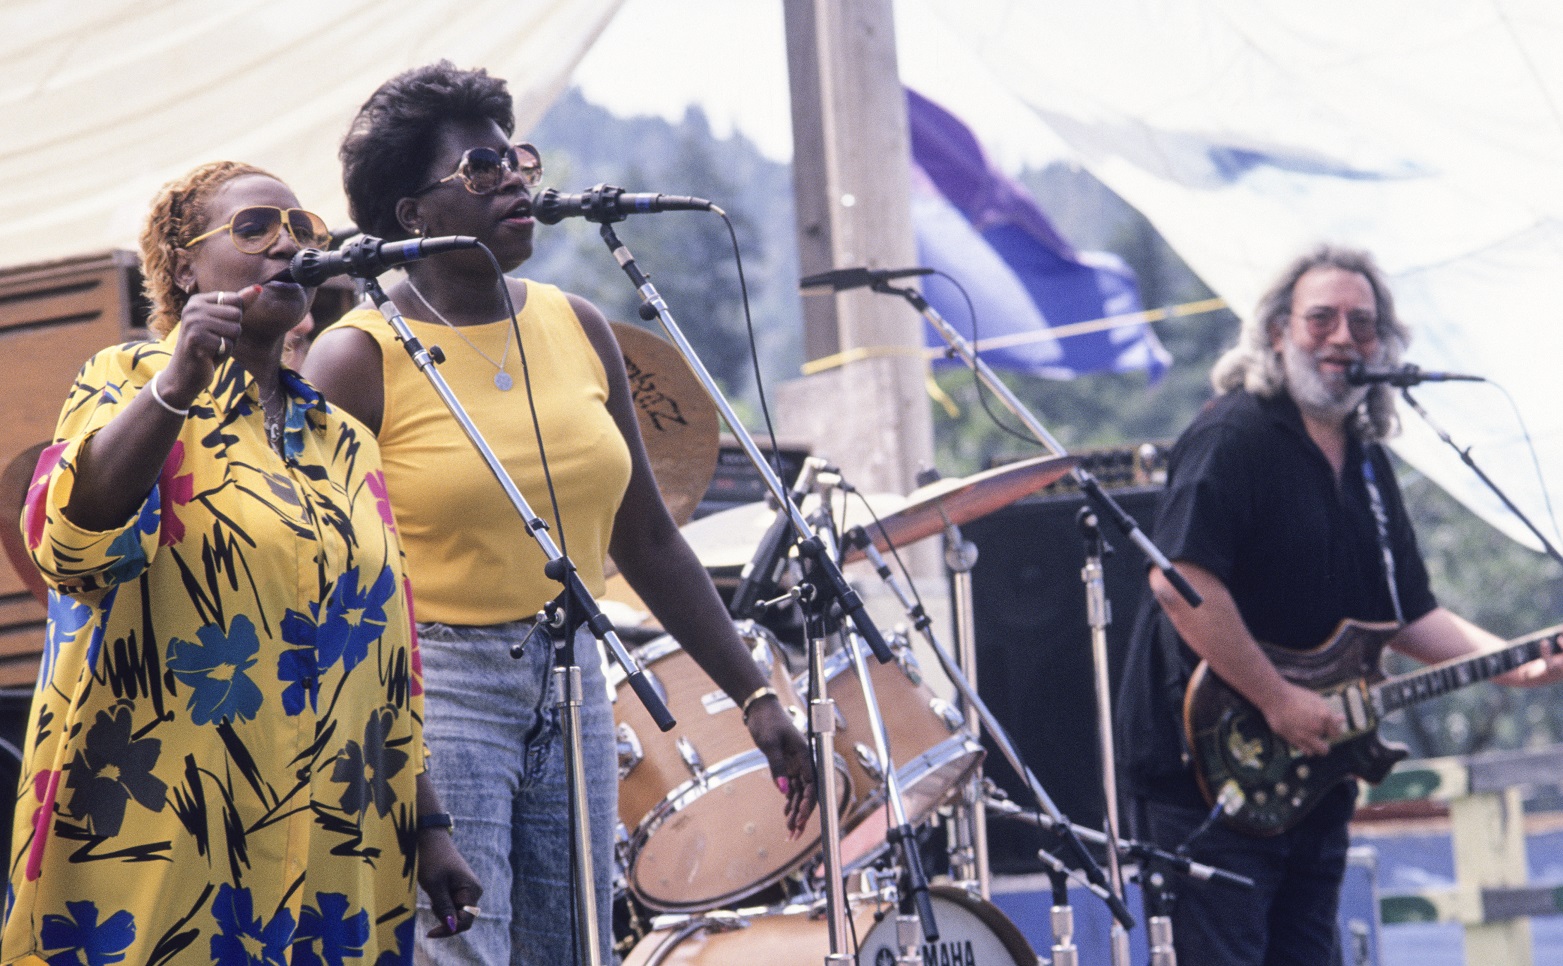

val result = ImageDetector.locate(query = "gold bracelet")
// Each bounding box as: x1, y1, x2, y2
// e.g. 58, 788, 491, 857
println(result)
739, 685, 778, 721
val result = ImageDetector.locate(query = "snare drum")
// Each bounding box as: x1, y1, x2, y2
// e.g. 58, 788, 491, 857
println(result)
613, 622, 852, 912
803, 637, 984, 872
621, 885, 1038, 965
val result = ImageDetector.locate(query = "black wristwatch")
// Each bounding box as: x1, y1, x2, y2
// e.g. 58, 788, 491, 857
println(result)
417, 811, 455, 835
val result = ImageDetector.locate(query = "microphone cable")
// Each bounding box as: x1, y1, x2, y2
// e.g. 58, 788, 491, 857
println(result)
927, 269, 1050, 449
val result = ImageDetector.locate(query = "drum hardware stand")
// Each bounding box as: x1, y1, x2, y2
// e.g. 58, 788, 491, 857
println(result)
582, 216, 899, 964
1078, 508, 1133, 966
839, 524, 1137, 932
1047, 867, 1081, 966
362, 273, 678, 966
940, 512, 991, 898
810, 489, 941, 953
861, 277, 1204, 612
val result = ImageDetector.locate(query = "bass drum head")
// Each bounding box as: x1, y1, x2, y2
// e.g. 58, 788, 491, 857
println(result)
860, 886, 1037, 965
621, 886, 1037, 965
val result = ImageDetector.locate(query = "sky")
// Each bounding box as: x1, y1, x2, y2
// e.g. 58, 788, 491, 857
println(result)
570, 0, 1072, 171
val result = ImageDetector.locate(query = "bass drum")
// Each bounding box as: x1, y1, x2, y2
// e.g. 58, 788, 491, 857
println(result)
622, 885, 1038, 965
613, 622, 853, 912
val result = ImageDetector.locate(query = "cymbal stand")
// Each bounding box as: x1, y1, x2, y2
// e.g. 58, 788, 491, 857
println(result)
362, 275, 675, 966
869, 280, 1203, 611
942, 516, 990, 897
809, 492, 939, 955
840, 525, 1137, 930
1078, 508, 1132, 966
587, 215, 897, 966
1048, 866, 1080, 966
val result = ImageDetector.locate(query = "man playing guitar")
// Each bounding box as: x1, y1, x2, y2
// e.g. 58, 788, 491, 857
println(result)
1115, 245, 1563, 966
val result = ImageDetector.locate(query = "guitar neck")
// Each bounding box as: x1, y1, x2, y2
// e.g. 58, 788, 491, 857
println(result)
1373, 625, 1563, 714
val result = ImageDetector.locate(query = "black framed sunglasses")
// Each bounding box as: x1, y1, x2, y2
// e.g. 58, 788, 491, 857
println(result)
184, 206, 332, 254
409, 142, 543, 197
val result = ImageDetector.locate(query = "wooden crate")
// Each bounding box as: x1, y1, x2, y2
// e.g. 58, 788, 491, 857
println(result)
0, 250, 146, 688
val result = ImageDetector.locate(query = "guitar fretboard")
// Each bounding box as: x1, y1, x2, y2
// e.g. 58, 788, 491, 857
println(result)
1374, 627, 1562, 713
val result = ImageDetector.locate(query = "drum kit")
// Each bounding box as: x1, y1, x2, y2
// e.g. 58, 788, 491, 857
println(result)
610, 318, 1251, 965
606, 455, 1069, 965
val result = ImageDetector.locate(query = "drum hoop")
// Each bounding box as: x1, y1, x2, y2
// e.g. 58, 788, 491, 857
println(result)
609, 622, 783, 692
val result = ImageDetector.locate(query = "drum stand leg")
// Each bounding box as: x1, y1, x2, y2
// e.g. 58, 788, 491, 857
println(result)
804, 609, 855, 966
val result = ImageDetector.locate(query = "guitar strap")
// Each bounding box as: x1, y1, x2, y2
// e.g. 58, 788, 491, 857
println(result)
1360, 450, 1406, 625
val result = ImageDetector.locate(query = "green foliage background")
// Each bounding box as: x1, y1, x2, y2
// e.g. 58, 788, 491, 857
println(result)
531, 90, 1563, 760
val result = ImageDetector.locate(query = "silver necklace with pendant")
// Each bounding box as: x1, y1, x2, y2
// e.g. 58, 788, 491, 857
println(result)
406, 278, 515, 391
260, 384, 286, 455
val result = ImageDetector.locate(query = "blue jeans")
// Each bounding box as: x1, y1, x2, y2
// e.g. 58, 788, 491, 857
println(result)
414, 620, 619, 965
1134, 783, 1353, 966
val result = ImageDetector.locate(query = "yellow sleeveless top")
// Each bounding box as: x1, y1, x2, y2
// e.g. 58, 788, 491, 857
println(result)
334, 282, 632, 624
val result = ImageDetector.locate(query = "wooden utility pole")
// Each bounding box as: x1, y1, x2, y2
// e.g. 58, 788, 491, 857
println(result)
779, 0, 933, 495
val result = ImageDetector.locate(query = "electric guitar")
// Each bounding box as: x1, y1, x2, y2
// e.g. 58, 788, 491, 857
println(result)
1184, 619, 1563, 836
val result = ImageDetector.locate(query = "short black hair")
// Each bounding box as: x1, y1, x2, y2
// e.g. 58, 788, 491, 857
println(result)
340, 61, 514, 240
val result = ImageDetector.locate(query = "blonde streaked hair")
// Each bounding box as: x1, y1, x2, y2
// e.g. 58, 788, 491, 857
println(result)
139, 161, 275, 336
1210, 244, 1411, 441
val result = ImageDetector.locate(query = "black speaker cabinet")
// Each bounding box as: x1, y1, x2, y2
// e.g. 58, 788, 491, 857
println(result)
964, 487, 1161, 874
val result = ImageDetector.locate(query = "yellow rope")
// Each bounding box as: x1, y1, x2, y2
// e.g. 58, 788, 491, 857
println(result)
800, 297, 1229, 376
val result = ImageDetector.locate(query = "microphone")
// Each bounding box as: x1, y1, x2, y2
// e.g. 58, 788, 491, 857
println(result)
532, 184, 712, 225
799, 266, 934, 294
288, 234, 481, 285
1344, 362, 1485, 387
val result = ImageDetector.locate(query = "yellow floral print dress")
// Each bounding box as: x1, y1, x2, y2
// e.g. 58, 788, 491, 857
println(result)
3, 331, 425, 966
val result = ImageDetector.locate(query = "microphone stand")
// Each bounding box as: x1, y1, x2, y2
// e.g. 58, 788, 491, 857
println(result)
1399, 387, 1563, 568
840, 526, 1138, 931
362, 276, 675, 966
1077, 508, 1132, 966
587, 218, 898, 965
869, 281, 1204, 610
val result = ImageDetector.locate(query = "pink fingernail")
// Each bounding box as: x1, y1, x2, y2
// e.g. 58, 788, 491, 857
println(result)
445, 915, 458, 933
777, 777, 789, 795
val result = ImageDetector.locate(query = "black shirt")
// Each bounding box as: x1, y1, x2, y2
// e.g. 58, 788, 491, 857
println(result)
1116, 390, 1437, 800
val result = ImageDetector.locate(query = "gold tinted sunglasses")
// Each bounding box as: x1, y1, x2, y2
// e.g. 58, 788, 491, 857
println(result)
184, 206, 332, 254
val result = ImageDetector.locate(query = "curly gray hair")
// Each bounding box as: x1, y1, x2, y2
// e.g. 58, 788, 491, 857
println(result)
1210, 244, 1410, 441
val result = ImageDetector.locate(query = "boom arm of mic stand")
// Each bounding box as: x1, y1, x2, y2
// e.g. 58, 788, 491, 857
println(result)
873, 281, 1202, 609
1400, 387, 1563, 568
842, 524, 1136, 929
596, 222, 894, 663
363, 277, 675, 732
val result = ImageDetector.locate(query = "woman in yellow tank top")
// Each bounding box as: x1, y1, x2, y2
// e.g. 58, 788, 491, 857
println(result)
303, 63, 814, 966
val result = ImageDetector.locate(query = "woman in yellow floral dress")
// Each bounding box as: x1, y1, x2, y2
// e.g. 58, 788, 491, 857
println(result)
2, 161, 478, 965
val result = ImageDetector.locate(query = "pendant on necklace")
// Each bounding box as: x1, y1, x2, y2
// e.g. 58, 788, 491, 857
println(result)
495, 371, 514, 391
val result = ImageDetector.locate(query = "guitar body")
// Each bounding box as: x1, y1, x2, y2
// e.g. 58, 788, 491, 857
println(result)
1183, 619, 1406, 837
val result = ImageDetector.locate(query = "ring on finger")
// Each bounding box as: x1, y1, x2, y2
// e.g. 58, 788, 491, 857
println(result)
460, 905, 481, 918
216, 292, 227, 308
217, 337, 227, 355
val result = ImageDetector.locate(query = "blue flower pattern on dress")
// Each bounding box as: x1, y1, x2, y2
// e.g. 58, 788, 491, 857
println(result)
292, 892, 370, 966
39, 899, 135, 966
210, 883, 295, 966
41, 592, 91, 689
166, 615, 265, 725
322, 566, 396, 674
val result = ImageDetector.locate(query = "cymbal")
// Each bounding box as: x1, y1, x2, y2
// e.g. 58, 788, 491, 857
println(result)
611, 322, 720, 528
840, 454, 1079, 563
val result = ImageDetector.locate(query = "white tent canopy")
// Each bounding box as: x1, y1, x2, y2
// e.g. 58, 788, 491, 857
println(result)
2, 0, 1558, 552
0, 0, 623, 259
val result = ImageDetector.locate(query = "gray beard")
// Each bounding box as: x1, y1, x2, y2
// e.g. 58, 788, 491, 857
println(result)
1281, 337, 1369, 424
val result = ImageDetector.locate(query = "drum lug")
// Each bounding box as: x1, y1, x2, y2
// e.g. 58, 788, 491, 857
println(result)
930, 698, 964, 733
617, 722, 644, 780
676, 736, 708, 781
854, 742, 885, 782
